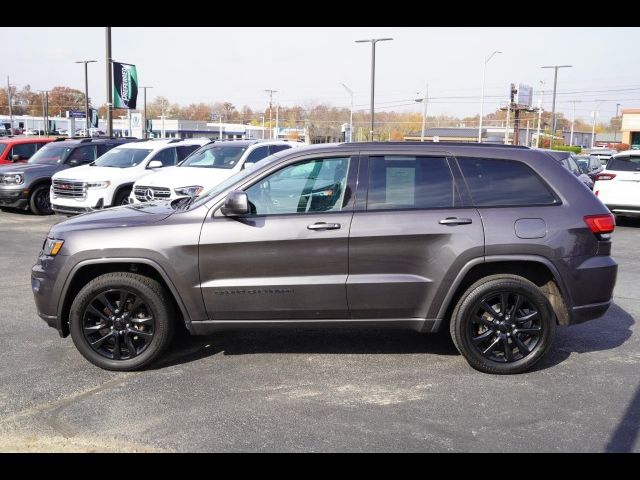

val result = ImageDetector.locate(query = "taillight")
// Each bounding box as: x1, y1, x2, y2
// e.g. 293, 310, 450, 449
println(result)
595, 173, 616, 181
584, 214, 615, 234
594, 190, 599, 196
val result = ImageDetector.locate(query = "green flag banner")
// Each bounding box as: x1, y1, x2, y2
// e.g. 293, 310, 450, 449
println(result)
113, 61, 138, 109
91, 109, 99, 128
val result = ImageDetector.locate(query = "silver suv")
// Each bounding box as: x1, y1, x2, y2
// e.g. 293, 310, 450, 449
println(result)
32, 142, 618, 374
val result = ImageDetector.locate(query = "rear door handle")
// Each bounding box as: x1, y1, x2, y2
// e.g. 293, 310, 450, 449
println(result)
307, 222, 341, 230
439, 217, 472, 226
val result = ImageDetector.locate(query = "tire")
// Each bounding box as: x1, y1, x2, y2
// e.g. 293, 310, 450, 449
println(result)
29, 184, 53, 215
69, 272, 175, 371
449, 274, 556, 374
113, 188, 131, 207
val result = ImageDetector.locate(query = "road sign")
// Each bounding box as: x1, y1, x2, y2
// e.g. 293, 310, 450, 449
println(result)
66, 110, 86, 119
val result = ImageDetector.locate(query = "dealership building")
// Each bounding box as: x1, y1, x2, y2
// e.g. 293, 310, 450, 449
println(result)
621, 109, 640, 149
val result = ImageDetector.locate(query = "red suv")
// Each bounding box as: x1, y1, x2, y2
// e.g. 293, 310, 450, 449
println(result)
0, 138, 55, 165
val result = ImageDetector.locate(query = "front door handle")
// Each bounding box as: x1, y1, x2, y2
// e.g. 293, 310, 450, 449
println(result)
439, 217, 472, 226
307, 222, 341, 230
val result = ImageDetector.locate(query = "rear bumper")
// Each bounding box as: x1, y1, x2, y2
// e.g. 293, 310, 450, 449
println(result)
563, 255, 618, 325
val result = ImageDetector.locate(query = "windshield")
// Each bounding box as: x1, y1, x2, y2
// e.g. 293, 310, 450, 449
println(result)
606, 156, 640, 172
0, 145, 6, 157
561, 156, 581, 175
28, 145, 72, 164
94, 148, 153, 168
181, 144, 247, 169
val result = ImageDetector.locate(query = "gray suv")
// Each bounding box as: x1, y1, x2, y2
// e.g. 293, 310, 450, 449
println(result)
32, 142, 618, 374
0, 137, 136, 215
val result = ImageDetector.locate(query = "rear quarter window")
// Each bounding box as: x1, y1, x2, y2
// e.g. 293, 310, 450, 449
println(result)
458, 157, 557, 207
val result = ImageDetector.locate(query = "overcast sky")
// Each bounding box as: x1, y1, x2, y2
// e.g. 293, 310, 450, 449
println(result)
1, 27, 637, 121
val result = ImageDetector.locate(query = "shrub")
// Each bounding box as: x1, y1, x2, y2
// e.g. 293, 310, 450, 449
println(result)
550, 145, 582, 154
613, 143, 630, 152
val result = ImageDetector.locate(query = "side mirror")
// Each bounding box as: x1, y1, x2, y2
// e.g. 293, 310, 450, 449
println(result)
68, 159, 80, 167
148, 160, 163, 169
221, 190, 250, 217
11, 154, 21, 162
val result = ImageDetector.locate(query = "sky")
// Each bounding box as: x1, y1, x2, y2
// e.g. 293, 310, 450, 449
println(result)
1, 27, 638, 122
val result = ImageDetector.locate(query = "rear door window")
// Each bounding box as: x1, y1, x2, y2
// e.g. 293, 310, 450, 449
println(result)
177, 145, 200, 161
245, 146, 271, 164
606, 156, 640, 172
269, 144, 292, 155
367, 156, 460, 210
458, 157, 557, 207
66, 145, 97, 164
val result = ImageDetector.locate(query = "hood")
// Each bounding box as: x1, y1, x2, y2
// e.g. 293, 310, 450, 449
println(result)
53, 164, 143, 182
0, 162, 59, 176
135, 166, 236, 190
49, 201, 176, 236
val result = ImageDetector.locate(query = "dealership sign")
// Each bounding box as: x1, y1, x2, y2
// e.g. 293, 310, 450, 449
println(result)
113, 62, 139, 109
66, 110, 86, 118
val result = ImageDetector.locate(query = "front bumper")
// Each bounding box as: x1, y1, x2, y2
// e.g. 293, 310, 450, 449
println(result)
0, 186, 30, 209
52, 197, 105, 216
32, 256, 68, 337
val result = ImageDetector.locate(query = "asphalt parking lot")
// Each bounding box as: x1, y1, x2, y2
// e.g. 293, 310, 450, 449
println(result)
0, 208, 638, 452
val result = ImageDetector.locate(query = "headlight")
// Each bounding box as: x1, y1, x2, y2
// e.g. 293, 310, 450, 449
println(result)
86, 181, 110, 189
1, 173, 24, 184
174, 185, 203, 197
43, 238, 64, 257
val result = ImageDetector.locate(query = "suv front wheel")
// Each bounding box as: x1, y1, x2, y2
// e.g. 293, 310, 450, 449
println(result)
450, 274, 556, 374
69, 272, 175, 371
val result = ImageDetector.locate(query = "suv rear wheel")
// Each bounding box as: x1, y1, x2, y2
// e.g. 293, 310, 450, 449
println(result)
69, 272, 175, 371
450, 274, 556, 374
29, 184, 53, 215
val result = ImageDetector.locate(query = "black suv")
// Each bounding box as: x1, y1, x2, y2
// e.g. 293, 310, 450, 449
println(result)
32, 142, 617, 373
0, 137, 137, 214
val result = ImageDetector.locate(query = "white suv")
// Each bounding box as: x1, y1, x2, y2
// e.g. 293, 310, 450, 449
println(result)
129, 140, 300, 204
594, 150, 640, 218
50, 138, 210, 215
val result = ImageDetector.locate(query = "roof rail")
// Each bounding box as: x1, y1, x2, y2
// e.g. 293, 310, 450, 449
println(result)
340, 141, 530, 150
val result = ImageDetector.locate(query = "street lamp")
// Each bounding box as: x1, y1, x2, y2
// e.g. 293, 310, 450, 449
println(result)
75, 60, 97, 135
616, 103, 621, 142
355, 37, 393, 141
415, 84, 429, 142
541, 65, 572, 146
140, 86, 153, 139
478, 50, 502, 143
37, 90, 50, 136
340, 83, 354, 142
591, 99, 608, 149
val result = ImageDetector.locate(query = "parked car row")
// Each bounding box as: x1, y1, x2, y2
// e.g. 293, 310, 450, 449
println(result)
31, 141, 618, 374
594, 149, 640, 219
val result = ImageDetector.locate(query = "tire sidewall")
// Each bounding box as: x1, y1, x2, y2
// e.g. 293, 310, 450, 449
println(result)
69, 273, 173, 371
452, 277, 556, 374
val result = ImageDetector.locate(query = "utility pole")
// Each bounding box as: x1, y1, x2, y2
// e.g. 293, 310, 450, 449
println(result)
106, 27, 113, 137
140, 86, 152, 139
7, 76, 13, 134
415, 84, 429, 141
355, 37, 393, 141
541, 65, 572, 146
616, 103, 621, 142
568, 100, 581, 146
38, 90, 50, 136
219, 111, 223, 140
260, 114, 265, 139
275, 103, 279, 140
75, 60, 97, 134
264, 89, 277, 139
525, 120, 530, 147
535, 80, 545, 148
478, 50, 502, 143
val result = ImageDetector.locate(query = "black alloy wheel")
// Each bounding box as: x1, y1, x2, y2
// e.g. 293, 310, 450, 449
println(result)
30, 185, 53, 215
82, 288, 155, 360
468, 291, 542, 363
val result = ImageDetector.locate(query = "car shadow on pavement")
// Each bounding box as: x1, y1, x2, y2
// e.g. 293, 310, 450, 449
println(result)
532, 302, 635, 372
155, 327, 459, 370
605, 382, 640, 452
615, 216, 640, 228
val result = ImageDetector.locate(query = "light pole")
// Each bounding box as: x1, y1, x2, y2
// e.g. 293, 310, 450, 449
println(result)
616, 103, 621, 142
478, 50, 502, 143
260, 114, 265, 139
591, 99, 607, 149
541, 65, 572, 147
7, 76, 13, 134
75, 60, 97, 135
568, 100, 581, 146
415, 84, 429, 142
37, 90, 50, 136
340, 83, 354, 142
535, 80, 545, 148
355, 37, 393, 141
265, 89, 277, 139
140, 86, 152, 139
105, 27, 113, 137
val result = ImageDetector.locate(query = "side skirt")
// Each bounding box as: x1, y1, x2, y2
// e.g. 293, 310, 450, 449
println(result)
189, 318, 442, 335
